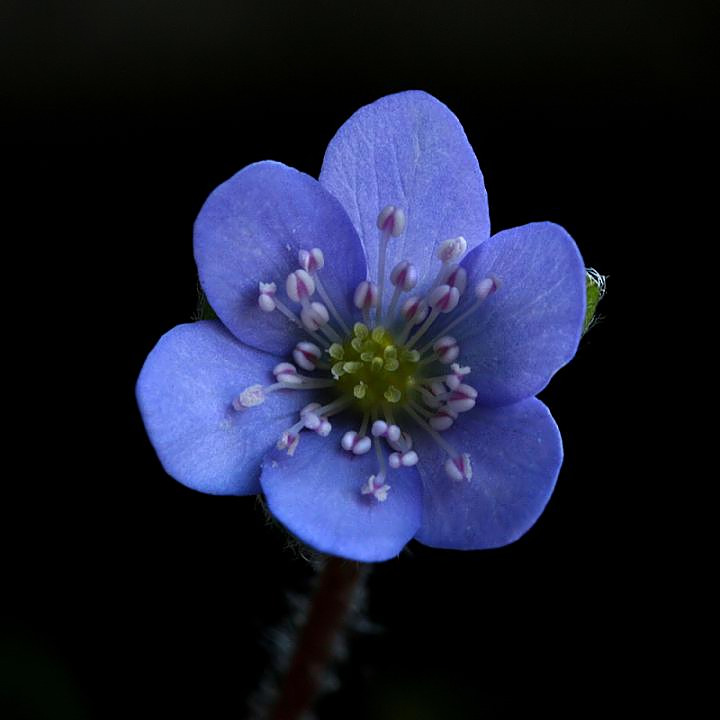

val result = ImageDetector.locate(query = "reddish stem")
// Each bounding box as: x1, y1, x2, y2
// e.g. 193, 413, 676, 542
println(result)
269, 556, 366, 720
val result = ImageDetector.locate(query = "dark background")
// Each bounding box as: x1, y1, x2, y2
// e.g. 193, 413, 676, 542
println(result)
2, 1, 707, 718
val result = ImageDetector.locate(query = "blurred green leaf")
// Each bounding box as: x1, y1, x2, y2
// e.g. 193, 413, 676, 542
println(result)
583, 267, 606, 334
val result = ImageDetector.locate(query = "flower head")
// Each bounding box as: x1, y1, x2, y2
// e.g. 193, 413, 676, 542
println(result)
136, 91, 586, 562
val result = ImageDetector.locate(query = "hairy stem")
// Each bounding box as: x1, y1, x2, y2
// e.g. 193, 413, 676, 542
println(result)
269, 556, 368, 720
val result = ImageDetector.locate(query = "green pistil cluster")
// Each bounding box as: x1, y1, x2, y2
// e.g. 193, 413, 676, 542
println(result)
329, 323, 420, 412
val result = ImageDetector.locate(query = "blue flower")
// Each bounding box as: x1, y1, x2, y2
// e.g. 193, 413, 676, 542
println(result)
136, 91, 586, 562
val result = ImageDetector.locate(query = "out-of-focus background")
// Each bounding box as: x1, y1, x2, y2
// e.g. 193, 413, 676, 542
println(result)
2, 1, 707, 717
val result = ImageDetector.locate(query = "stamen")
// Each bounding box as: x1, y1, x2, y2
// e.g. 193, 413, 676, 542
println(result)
299, 403, 332, 436
390, 260, 418, 291
407, 396, 436, 418
360, 473, 390, 502
437, 236, 467, 263
341, 430, 372, 455
277, 402, 330, 456
444, 264, 468, 294
428, 407, 458, 431
360, 433, 392, 502
233, 367, 336, 409
419, 363, 471, 388
285, 269, 316, 303
292, 341, 322, 371
376, 206, 406, 325
277, 431, 300, 456
433, 336, 459, 364
444, 384, 477, 413
371, 420, 402, 443
258, 282, 278, 312
389, 430, 413, 453
386, 260, 417, 323
419, 276, 498, 355
354, 281, 378, 326
445, 363, 471, 390
397, 296, 429, 344
388, 450, 419, 469
405, 284, 460, 349
273, 362, 303, 384
308, 396, 353, 419
258, 280, 327, 346
426, 236, 468, 294
405, 404, 472, 481
270, 362, 336, 390
298, 248, 324, 274
300, 301, 336, 340
444, 454, 473, 482
419, 383, 477, 413
299, 248, 351, 335
233, 384, 265, 409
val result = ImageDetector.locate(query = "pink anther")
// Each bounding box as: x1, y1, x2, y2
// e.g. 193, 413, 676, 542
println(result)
433, 336, 459, 364
286, 269, 316, 303
376, 205, 406, 237
390, 260, 418, 291
298, 248, 325, 273
293, 341, 322, 371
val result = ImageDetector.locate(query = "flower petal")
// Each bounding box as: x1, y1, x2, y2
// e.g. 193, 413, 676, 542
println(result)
136, 320, 313, 495
320, 91, 490, 307
414, 398, 563, 550
456, 222, 586, 407
260, 423, 422, 562
194, 161, 368, 355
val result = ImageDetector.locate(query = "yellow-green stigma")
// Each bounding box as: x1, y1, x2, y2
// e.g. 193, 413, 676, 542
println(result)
329, 322, 420, 413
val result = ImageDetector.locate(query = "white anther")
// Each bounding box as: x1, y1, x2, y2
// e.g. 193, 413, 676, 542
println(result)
273, 362, 296, 376
428, 284, 460, 313
316, 419, 332, 436
300, 301, 329, 331
377, 205, 406, 237
444, 265, 468, 294
475, 276, 498, 302
446, 384, 478, 413
233, 384, 265, 409
302, 413, 321, 430
258, 281, 277, 312
390, 260, 418, 291
429, 408, 458, 431
430, 382, 446, 396
298, 248, 325, 273
437, 236, 467, 263
361, 474, 391, 502
353, 281, 378, 310
277, 431, 300, 456
446, 363, 471, 390
433, 336, 460, 364
445, 453, 472, 482
371, 421, 402, 442
401, 296, 429, 325
273, 362, 303, 385
341, 431, 372, 455
388, 450, 419, 469
299, 403, 332, 436
293, 341, 322, 371
388, 430, 413, 453
286, 269, 316, 303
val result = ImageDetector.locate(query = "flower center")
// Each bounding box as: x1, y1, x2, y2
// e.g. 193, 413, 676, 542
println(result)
329, 323, 419, 413
237, 205, 499, 502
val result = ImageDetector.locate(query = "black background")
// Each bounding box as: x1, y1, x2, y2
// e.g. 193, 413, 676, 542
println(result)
2, 1, 706, 718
